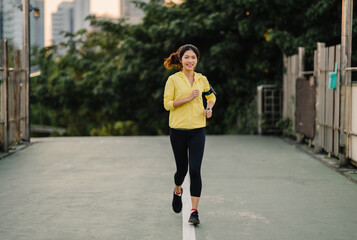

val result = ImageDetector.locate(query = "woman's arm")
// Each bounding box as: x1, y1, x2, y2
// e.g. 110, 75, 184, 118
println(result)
204, 100, 215, 118
202, 78, 216, 118
173, 89, 200, 108
206, 100, 215, 110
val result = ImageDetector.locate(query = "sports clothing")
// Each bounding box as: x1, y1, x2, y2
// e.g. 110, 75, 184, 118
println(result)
163, 72, 216, 129
170, 128, 205, 197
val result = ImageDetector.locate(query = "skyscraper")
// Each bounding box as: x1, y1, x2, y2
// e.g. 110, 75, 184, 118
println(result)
0, 0, 3, 39
119, 0, 149, 24
2, 0, 23, 49
1, 0, 44, 49
51, 0, 91, 46
51, 1, 74, 45
73, 0, 90, 33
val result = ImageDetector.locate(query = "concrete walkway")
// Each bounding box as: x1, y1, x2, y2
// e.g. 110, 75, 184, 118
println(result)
0, 136, 356, 240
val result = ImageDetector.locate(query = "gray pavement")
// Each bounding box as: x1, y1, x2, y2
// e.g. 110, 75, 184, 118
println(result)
0, 135, 356, 240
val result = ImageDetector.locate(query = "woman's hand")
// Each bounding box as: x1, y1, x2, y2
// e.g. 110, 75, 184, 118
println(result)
190, 89, 200, 101
204, 108, 212, 118
173, 89, 200, 108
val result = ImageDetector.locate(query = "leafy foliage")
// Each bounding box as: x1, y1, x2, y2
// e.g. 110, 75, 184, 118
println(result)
31, 0, 345, 135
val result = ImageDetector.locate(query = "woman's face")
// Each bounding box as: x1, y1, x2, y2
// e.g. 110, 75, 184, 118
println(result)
181, 49, 198, 71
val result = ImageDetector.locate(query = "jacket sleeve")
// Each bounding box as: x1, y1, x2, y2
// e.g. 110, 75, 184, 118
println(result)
203, 77, 216, 103
164, 77, 175, 111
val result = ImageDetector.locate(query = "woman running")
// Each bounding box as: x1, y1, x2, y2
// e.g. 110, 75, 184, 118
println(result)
163, 44, 216, 224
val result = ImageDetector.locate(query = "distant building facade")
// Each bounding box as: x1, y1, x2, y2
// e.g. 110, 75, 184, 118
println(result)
0, 0, 44, 49
0, 0, 3, 39
73, 0, 90, 33
2, 0, 22, 48
51, 1, 74, 45
119, 0, 149, 24
51, 0, 91, 46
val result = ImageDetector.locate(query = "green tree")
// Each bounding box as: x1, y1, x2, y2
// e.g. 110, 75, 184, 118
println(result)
32, 0, 347, 135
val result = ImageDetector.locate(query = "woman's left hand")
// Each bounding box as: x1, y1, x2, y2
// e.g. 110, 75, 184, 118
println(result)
204, 109, 212, 118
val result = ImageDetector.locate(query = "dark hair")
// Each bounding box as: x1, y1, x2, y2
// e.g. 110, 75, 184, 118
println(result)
164, 44, 200, 69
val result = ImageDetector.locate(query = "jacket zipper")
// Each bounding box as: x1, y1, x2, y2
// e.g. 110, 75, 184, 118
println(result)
189, 84, 192, 128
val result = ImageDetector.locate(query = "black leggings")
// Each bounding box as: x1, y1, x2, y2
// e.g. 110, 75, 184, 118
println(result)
170, 128, 206, 197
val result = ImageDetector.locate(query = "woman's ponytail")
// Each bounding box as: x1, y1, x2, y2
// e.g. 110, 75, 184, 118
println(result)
164, 51, 181, 69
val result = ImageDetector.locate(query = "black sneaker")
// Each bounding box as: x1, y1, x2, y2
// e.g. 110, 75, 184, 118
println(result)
188, 210, 200, 225
172, 189, 182, 213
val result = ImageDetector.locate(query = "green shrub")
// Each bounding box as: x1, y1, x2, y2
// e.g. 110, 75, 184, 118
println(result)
90, 121, 138, 136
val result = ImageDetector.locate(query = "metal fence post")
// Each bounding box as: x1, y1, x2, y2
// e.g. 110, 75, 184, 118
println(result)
340, 0, 353, 165
2, 40, 9, 152
314, 42, 325, 154
296, 47, 306, 143
22, 0, 30, 142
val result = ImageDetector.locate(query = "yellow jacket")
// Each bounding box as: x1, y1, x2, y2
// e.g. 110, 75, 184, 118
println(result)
164, 72, 216, 129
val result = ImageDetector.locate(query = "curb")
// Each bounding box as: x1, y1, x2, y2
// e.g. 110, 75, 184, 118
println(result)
280, 136, 357, 184
0, 142, 32, 160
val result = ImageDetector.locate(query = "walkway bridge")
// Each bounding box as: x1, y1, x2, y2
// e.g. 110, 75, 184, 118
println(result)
0, 135, 356, 240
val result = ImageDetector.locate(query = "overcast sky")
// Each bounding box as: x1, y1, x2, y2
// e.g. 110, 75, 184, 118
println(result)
45, 0, 119, 46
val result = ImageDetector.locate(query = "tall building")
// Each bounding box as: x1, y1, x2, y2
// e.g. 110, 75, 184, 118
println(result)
51, 1, 74, 45
1, 0, 44, 49
51, 0, 91, 46
30, 0, 45, 48
119, 0, 149, 24
73, 0, 90, 33
0, 0, 3, 39
2, 0, 23, 49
